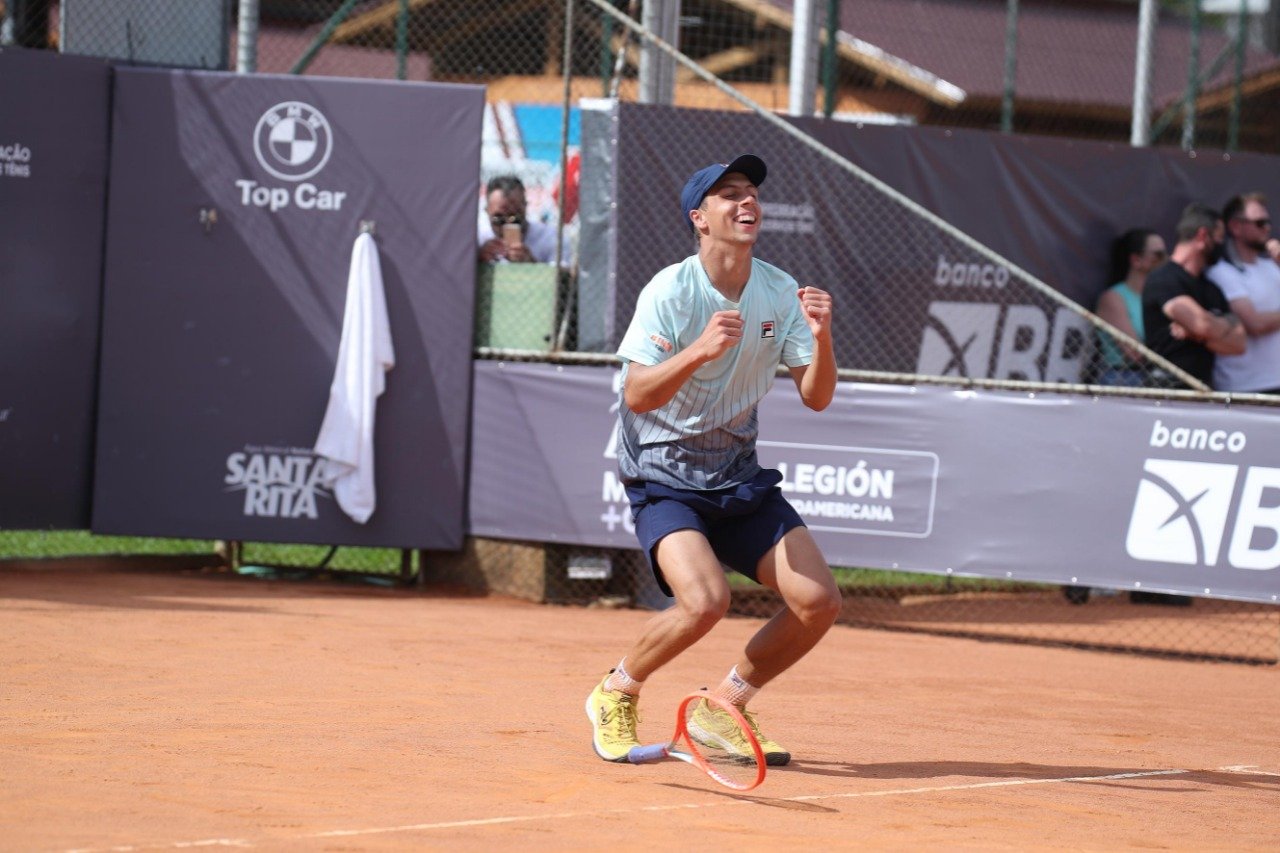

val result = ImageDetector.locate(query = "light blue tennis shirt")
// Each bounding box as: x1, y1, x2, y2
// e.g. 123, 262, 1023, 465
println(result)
616, 255, 815, 490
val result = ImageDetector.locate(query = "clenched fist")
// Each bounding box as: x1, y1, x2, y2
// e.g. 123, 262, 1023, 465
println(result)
693, 310, 744, 362
797, 286, 833, 340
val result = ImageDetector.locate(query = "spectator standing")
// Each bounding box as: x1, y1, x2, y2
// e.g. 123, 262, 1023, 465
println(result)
1207, 193, 1280, 394
1094, 228, 1167, 387
1142, 203, 1245, 389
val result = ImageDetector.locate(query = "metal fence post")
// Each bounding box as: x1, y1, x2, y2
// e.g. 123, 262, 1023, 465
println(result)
1130, 0, 1156, 146
1183, 0, 1202, 151
600, 0, 615, 93
396, 0, 409, 81
1001, 0, 1019, 134
789, 0, 819, 117
821, 0, 838, 117
639, 0, 678, 104
553, 0, 577, 351
1228, 0, 1248, 152
236, 0, 259, 74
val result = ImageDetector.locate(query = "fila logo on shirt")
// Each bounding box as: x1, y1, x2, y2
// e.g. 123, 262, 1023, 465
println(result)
761, 321, 775, 339
235, 101, 347, 213
1126, 421, 1280, 570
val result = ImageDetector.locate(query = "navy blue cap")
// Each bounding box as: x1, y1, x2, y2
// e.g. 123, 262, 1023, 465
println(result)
680, 154, 767, 233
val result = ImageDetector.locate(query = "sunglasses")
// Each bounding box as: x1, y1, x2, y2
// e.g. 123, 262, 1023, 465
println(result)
490, 213, 525, 227
1238, 217, 1271, 229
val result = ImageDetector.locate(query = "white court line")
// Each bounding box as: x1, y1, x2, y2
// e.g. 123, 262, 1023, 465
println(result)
66, 841, 251, 852
787, 768, 1191, 802
308, 769, 1199, 838
71, 765, 1280, 852
1220, 764, 1280, 777
297, 769, 1196, 840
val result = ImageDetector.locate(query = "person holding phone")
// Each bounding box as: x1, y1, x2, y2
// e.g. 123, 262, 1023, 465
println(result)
585, 155, 841, 768
476, 174, 567, 265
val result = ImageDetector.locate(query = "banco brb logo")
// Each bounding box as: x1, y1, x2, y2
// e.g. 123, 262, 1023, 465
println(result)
253, 101, 333, 181
1126, 457, 1280, 570
917, 302, 1089, 382
1126, 460, 1238, 566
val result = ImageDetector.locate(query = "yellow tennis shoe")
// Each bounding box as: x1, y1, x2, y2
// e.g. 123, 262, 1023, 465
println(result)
585, 675, 641, 762
688, 698, 791, 766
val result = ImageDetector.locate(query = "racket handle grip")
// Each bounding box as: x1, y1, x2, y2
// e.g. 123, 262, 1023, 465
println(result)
628, 743, 669, 764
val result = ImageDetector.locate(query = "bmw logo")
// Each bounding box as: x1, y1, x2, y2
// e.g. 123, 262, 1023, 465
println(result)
253, 101, 333, 182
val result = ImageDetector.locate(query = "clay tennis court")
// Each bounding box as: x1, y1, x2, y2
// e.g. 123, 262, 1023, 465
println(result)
4, 566, 1278, 851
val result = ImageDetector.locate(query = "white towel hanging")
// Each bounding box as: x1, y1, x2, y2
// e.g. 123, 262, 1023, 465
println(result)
313, 231, 395, 523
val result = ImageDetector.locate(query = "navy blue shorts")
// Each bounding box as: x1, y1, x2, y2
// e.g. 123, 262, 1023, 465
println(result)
625, 468, 806, 597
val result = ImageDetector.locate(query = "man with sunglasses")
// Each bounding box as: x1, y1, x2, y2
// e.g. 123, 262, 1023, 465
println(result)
1205, 193, 1280, 394
476, 175, 567, 265
1142, 202, 1245, 389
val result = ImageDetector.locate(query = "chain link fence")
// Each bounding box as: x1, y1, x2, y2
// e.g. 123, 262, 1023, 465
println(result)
573, 0, 1280, 394
426, 540, 1280, 664
4, 0, 1279, 661
7, 1, 1279, 151
0, 531, 414, 579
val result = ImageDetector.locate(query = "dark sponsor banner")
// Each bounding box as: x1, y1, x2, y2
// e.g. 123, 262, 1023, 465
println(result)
93, 70, 483, 547
469, 362, 1280, 605
469, 362, 630, 547
0, 49, 112, 528
600, 102, 1280, 380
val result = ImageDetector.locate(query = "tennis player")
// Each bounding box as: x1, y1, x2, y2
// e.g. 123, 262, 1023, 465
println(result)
587, 154, 841, 766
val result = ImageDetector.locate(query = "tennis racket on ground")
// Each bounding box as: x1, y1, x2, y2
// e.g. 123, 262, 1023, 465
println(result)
627, 690, 766, 791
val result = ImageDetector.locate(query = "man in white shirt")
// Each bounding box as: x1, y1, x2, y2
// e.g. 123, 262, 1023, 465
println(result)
585, 154, 840, 768
476, 174, 569, 266
1207, 192, 1280, 394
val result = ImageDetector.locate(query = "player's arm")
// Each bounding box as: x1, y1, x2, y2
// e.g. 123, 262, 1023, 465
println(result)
788, 286, 837, 411
1227, 296, 1280, 337
1163, 295, 1246, 356
624, 310, 743, 413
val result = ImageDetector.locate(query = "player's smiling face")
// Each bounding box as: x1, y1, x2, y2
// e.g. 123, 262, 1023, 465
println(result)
695, 172, 761, 245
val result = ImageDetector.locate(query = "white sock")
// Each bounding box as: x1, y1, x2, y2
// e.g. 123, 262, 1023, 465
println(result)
716, 666, 759, 708
605, 660, 643, 696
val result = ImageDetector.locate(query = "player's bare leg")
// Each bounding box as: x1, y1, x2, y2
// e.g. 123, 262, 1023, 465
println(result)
735, 526, 841, 689
618, 529, 733, 682
689, 526, 837, 766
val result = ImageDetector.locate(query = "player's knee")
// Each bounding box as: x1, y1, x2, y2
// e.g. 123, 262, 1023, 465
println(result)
796, 586, 842, 629
679, 588, 730, 631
